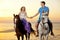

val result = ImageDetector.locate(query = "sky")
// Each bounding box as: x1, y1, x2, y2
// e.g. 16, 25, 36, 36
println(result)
0, 0, 60, 22
0, 0, 60, 38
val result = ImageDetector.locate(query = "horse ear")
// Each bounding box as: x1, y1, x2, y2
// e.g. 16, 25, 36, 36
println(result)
13, 14, 15, 17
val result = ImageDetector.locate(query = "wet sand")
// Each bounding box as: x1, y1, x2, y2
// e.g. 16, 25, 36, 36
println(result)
0, 23, 60, 40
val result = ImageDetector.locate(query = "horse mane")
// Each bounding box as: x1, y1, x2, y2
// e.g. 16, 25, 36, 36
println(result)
13, 14, 26, 34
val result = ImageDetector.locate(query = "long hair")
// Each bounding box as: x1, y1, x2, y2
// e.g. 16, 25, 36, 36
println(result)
21, 6, 26, 11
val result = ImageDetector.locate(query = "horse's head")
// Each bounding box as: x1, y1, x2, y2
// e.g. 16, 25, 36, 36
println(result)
13, 14, 20, 20
42, 18, 45, 23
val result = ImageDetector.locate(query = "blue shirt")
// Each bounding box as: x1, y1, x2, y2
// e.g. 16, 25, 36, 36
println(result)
38, 6, 49, 22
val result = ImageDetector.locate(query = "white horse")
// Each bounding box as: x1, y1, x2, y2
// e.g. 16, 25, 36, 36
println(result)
38, 12, 50, 40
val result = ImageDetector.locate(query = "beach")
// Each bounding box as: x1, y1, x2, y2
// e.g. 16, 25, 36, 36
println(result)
0, 22, 60, 40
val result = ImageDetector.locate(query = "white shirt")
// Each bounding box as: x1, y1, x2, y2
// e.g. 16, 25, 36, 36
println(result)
19, 12, 26, 20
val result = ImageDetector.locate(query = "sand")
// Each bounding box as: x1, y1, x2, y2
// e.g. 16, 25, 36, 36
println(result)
0, 23, 60, 40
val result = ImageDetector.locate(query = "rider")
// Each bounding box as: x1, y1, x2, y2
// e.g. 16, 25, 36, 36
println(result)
31, 1, 54, 36
19, 6, 31, 33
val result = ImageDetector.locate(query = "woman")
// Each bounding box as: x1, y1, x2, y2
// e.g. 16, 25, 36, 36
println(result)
19, 6, 31, 33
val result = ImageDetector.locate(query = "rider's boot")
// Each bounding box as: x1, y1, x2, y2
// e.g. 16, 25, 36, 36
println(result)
51, 32, 54, 36
50, 27, 54, 36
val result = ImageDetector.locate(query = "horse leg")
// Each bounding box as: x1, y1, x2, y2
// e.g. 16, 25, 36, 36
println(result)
42, 36, 44, 40
39, 33, 42, 40
17, 36, 20, 40
22, 35, 24, 40
28, 33, 30, 40
25, 33, 30, 40
25, 34, 27, 40
38, 24, 42, 40
45, 35, 48, 40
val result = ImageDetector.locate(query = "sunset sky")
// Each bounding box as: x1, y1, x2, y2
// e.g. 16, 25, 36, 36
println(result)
0, 0, 60, 39
0, 0, 60, 22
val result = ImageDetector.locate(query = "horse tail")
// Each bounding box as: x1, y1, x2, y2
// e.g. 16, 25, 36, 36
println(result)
28, 22, 36, 35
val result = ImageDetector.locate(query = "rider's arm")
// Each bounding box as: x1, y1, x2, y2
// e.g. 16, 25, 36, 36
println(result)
47, 8, 49, 16
31, 12, 39, 18
31, 8, 41, 18
46, 7, 49, 16
25, 12, 31, 18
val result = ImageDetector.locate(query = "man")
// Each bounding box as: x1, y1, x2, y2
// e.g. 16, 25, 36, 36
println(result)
31, 1, 54, 36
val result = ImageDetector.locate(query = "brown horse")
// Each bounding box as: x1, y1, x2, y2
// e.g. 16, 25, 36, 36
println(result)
13, 14, 35, 40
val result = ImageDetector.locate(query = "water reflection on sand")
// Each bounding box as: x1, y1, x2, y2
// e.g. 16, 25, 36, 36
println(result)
0, 22, 60, 40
